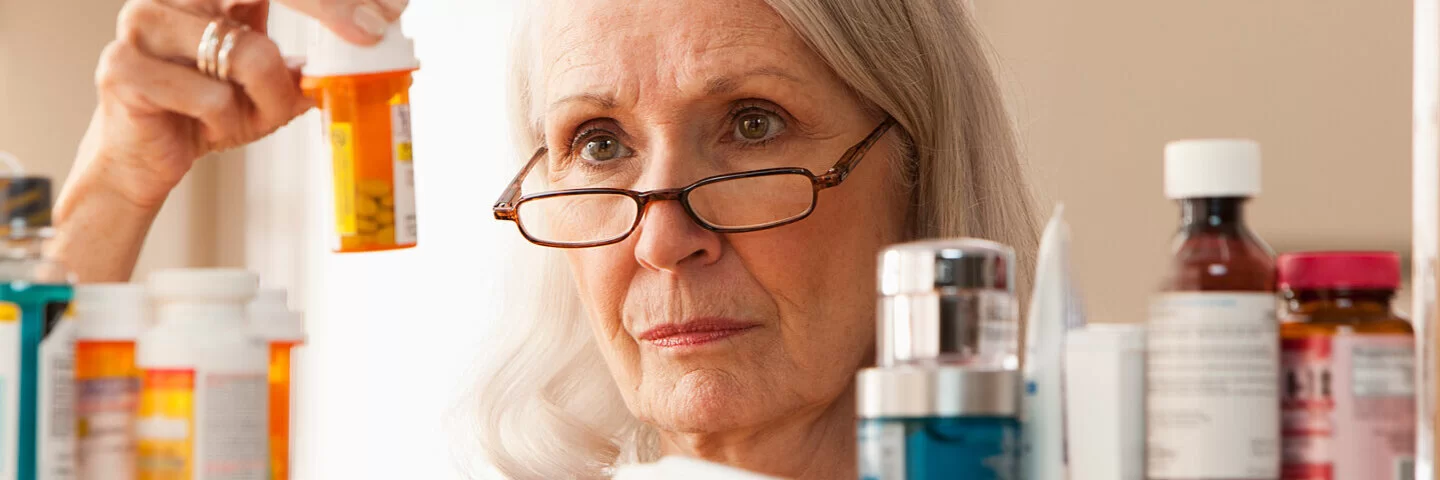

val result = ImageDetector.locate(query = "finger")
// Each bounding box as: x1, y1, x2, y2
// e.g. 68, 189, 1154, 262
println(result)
275, 0, 405, 45
115, 0, 209, 64
95, 41, 247, 144
116, 1, 310, 127
222, 27, 315, 127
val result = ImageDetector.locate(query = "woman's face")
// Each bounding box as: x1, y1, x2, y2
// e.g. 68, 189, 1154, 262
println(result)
539, 0, 908, 433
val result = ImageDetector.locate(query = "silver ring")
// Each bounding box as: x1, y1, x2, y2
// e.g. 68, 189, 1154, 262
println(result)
215, 25, 248, 82
196, 19, 223, 76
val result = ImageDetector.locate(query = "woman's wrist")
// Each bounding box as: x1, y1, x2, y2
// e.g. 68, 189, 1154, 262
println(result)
51, 152, 171, 283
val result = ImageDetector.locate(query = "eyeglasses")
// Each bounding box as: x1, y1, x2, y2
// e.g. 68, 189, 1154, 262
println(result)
493, 117, 897, 248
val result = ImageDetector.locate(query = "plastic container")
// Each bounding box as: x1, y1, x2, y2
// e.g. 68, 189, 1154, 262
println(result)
248, 289, 305, 480
136, 269, 267, 480
1277, 252, 1415, 479
1148, 139, 1280, 480
859, 238, 1021, 480
1020, 205, 1086, 480
0, 175, 76, 480
1065, 324, 1146, 480
302, 22, 420, 253
73, 283, 148, 480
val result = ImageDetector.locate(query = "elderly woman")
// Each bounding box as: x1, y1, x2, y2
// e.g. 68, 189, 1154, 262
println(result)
55, 0, 1039, 478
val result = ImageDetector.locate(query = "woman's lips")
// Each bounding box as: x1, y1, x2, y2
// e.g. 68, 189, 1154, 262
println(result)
638, 318, 759, 348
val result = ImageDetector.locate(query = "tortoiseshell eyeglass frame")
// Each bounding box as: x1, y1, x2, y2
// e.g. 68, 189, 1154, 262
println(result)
493, 116, 898, 248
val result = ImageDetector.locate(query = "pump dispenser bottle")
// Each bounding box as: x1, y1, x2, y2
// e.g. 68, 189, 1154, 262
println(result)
857, 239, 1021, 480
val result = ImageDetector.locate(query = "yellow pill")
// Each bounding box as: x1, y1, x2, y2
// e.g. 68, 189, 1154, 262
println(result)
380, 195, 394, 208
357, 218, 380, 234
356, 196, 379, 216
377, 211, 394, 225
375, 226, 395, 245
359, 179, 392, 198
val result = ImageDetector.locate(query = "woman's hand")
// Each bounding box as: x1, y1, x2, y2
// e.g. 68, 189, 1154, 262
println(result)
53, 0, 405, 282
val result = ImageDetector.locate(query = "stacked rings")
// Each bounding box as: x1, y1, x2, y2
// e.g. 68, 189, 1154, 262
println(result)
196, 18, 249, 82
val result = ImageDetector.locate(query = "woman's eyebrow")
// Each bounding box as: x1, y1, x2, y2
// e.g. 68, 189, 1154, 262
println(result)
548, 92, 618, 114
704, 66, 803, 96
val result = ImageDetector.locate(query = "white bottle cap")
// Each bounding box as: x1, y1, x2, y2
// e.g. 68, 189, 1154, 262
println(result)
74, 283, 149, 341
302, 21, 419, 77
147, 268, 258, 303
249, 288, 306, 342
1163, 139, 1261, 199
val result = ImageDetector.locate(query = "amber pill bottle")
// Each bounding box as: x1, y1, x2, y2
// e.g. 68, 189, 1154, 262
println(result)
302, 23, 419, 253
1278, 252, 1414, 479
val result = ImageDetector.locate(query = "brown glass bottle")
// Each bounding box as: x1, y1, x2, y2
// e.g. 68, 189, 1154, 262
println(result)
1277, 252, 1413, 479
1149, 139, 1278, 480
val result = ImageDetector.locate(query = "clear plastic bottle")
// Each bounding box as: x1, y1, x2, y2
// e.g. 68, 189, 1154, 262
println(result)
73, 283, 148, 480
136, 269, 267, 480
1147, 139, 1280, 480
302, 22, 420, 253
1277, 252, 1414, 479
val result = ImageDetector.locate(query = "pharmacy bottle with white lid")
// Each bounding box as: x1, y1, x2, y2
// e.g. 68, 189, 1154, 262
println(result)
303, 21, 421, 254
136, 269, 268, 480
1147, 139, 1279, 480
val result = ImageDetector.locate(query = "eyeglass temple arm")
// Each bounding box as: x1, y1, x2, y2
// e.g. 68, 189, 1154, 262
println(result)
494, 147, 549, 220
817, 117, 898, 187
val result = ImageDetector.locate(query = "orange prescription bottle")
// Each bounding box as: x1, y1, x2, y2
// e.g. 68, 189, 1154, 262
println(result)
73, 284, 149, 480
247, 289, 304, 480
302, 23, 420, 253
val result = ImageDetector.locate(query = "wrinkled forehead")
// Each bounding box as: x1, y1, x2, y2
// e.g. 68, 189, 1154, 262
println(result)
532, 0, 810, 113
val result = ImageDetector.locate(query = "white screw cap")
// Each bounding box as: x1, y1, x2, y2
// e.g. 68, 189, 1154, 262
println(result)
302, 20, 419, 77
147, 268, 258, 303
74, 283, 150, 340
1163, 139, 1261, 199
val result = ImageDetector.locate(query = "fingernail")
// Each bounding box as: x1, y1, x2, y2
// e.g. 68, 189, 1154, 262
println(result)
377, 0, 409, 15
284, 55, 307, 70
353, 4, 389, 37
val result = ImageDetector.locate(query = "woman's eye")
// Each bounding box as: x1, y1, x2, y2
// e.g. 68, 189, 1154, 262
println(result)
580, 135, 630, 163
733, 111, 785, 142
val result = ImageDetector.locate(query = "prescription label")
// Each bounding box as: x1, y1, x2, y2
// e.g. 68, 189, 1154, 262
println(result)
194, 372, 267, 480
1282, 334, 1414, 480
1147, 292, 1280, 479
38, 308, 74, 480
76, 342, 139, 480
328, 122, 357, 235
390, 104, 417, 245
137, 369, 194, 480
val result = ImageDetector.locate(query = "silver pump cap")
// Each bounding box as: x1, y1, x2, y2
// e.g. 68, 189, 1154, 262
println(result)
879, 238, 1015, 295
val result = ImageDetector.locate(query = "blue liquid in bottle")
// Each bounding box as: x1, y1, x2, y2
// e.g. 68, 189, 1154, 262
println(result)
858, 416, 1020, 480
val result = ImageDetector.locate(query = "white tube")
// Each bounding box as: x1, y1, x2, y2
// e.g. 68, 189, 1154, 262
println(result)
1021, 204, 1086, 480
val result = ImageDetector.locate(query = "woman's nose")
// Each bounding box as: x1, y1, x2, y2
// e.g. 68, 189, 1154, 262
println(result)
632, 200, 722, 272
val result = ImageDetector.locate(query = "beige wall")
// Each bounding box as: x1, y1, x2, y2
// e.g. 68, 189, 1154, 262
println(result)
0, 0, 241, 277
976, 1, 1413, 322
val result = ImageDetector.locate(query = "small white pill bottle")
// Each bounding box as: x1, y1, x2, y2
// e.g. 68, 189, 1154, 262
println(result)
136, 269, 268, 480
